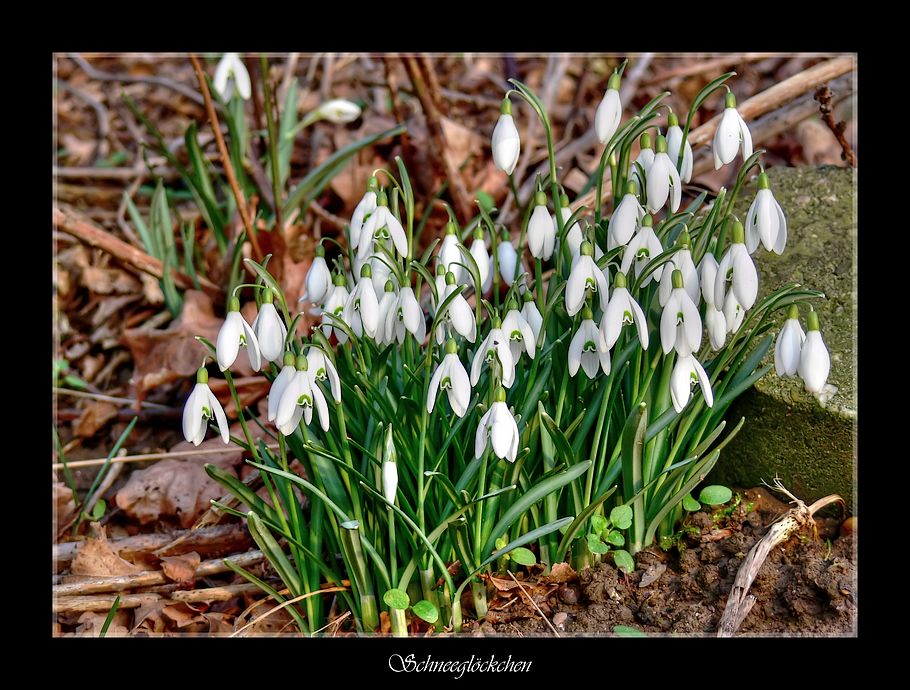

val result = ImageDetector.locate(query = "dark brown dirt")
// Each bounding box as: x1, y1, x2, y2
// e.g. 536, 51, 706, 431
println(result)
479, 488, 856, 637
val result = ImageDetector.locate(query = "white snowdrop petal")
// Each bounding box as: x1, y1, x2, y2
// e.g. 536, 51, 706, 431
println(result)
732, 247, 758, 310
660, 295, 679, 354
799, 331, 831, 393
268, 366, 296, 422
216, 313, 243, 371
692, 357, 714, 408
475, 407, 492, 458
182, 384, 207, 445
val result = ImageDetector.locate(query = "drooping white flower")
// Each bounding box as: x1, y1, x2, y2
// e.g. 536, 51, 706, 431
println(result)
714, 221, 758, 311
501, 300, 536, 362
594, 72, 622, 145
213, 52, 251, 101
705, 305, 727, 350
434, 272, 476, 344
492, 98, 521, 175
321, 274, 351, 343
303, 245, 332, 305
427, 339, 472, 418
314, 98, 362, 124
660, 270, 702, 357
566, 241, 610, 316
699, 252, 720, 307
713, 91, 753, 170
745, 172, 787, 255
521, 291, 544, 347
275, 358, 330, 435
182, 368, 229, 446
601, 271, 648, 351
267, 353, 298, 422
527, 191, 556, 261
306, 345, 341, 402
569, 309, 611, 379
647, 134, 682, 214
607, 180, 645, 250
620, 215, 664, 287
470, 320, 516, 388
367, 253, 396, 298
357, 191, 408, 261
216, 297, 262, 372
497, 231, 520, 284
670, 354, 714, 413
386, 286, 426, 345
631, 132, 655, 190
658, 234, 699, 307
666, 111, 693, 183
350, 179, 378, 252
252, 291, 288, 364
374, 280, 398, 346
342, 263, 380, 339
474, 387, 520, 462
438, 221, 465, 285
469, 226, 492, 294
381, 424, 398, 504
775, 305, 806, 377
723, 290, 745, 334
798, 310, 830, 394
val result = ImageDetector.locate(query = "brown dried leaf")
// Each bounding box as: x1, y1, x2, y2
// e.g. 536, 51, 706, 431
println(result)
69, 524, 143, 579
441, 115, 481, 171
81, 266, 142, 295
54, 481, 76, 526
75, 610, 131, 637
540, 562, 577, 585
160, 551, 201, 584
139, 273, 165, 305
162, 603, 207, 630
74, 401, 119, 438
62, 133, 97, 166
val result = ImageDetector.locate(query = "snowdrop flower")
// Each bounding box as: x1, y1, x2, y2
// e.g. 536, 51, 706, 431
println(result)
183, 367, 229, 446
357, 191, 408, 261
349, 178, 378, 253
470, 226, 492, 294
306, 345, 341, 402
521, 291, 544, 347
798, 310, 830, 394
429, 264, 447, 318
658, 232, 699, 307
303, 245, 332, 305
438, 221, 465, 285
699, 251, 720, 307
267, 353, 298, 422
595, 72, 623, 144
555, 194, 583, 258
620, 214, 664, 287
607, 180, 645, 250
601, 271, 648, 350
367, 254, 396, 299
252, 289, 287, 364
427, 339, 472, 418
569, 308, 611, 379
314, 98, 362, 124
647, 134, 682, 214
434, 272, 476, 344
502, 299, 536, 362
705, 305, 727, 350
470, 318, 516, 388
527, 191, 556, 260
321, 274, 350, 343
699, 251, 727, 349
343, 263, 380, 339
660, 270, 702, 357
713, 91, 752, 169
216, 297, 261, 372
713, 221, 758, 311
374, 280, 398, 346
474, 387, 520, 462
213, 52, 251, 101
670, 354, 714, 413
492, 98, 521, 175
497, 230, 520, 284
387, 286, 426, 345
382, 425, 398, 505
666, 111, 693, 183
723, 290, 745, 334
566, 241, 610, 316
275, 356, 330, 435
775, 305, 805, 377
631, 132, 655, 189
745, 172, 787, 255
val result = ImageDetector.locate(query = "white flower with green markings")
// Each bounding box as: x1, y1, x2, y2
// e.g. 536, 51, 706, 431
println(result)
427, 339, 472, 418
474, 387, 520, 462
216, 296, 261, 372
213, 52, 251, 101
182, 367, 229, 446
569, 308, 611, 379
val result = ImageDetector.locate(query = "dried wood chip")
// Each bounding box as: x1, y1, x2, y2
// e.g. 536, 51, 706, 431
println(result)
74, 401, 119, 438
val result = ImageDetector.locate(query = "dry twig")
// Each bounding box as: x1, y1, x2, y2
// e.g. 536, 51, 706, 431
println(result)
506, 570, 560, 637
815, 85, 856, 167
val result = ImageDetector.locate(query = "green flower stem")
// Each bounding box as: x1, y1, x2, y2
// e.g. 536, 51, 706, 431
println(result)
474, 451, 488, 565
419, 567, 439, 615
223, 370, 261, 463
534, 258, 545, 314
390, 607, 408, 637
508, 173, 524, 220
388, 509, 398, 586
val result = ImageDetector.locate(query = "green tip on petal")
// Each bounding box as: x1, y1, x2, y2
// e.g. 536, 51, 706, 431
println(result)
445, 338, 458, 355
445, 271, 456, 285
626, 179, 639, 196
787, 304, 800, 320
377, 190, 389, 207
494, 386, 507, 403
522, 290, 535, 303
384, 279, 396, 292
608, 72, 621, 91
668, 111, 679, 128
758, 172, 770, 190
655, 135, 668, 154
500, 97, 512, 116
581, 307, 593, 321
228, 296, 240, 312
445, 221, 457, 236
641, 214, 653, 227
492, 316, 502, 329
506, 298, 519, 311
315, 244, 326, 257
676, 230, 691, 248
500, 229, 511, 242
295, 354, 309, 371
614, 271, 627, 289
473, 226, 484, 240
560, 193, 570, 208
580, 240, 594, 257
534, 191, 547, 207
196, 367, 209, 384
283, 351, 296, 367
260, 287, 274, 304
672, 269, 684, 289
368, 175, 379, 191
725, 91, 737, 109
731, 220, 745, 245
807, 309, 820, 332
333, 273, 347, 286
360, 263, 372, 278
640, 132, 652, 149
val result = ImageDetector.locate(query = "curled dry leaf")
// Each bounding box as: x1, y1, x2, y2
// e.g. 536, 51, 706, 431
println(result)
160, 551, 201, 585
76, 609, 131, 637
74, 400, 119, 438
68, 523, 143, 580
54, 481, 76, 527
